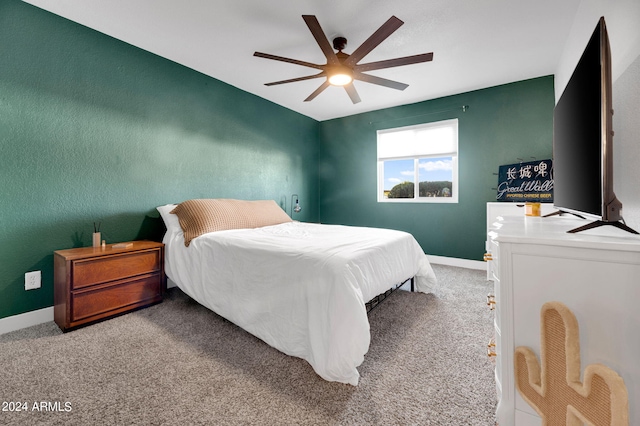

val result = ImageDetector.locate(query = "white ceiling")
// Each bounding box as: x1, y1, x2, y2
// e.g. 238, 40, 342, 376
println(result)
23, 0, 581, 121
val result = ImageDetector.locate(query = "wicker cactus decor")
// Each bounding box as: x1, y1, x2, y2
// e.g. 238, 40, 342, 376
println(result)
514, 301, 629, 425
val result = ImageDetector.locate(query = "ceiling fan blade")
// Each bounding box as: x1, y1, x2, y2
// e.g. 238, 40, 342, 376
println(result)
254, 52, 324, 70
355, 52, 433, 72
302, 15, 340, 66
344, 83, 361, 104
304, 81, 331, 102
264, 72, 327, 86
354, 71, 408, 91
344, 16, 404, 67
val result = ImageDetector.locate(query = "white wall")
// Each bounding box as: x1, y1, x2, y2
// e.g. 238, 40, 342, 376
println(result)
555, 0, 640, 231
613, 55, 640, 229
555, 0, 640, 97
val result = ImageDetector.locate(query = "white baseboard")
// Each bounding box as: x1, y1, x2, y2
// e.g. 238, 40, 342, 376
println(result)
426, 254, 486, 271
1, 281, 178, 335
0, 306, 54, 335
1, 257, 483, 335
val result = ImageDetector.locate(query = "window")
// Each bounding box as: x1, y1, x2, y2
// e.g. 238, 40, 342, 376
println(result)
377, 119, 458, 203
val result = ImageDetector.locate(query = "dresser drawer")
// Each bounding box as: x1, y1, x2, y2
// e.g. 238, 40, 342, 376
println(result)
493, 275, 501, 321
72, 249, 161, 289
71, 273, 163, 322
490, 239, 500, 279
494, 323, 502, 386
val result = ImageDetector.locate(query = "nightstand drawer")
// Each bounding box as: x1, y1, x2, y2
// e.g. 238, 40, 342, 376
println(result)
71, 274, 163, 322
55, 241, 165, 331
72, 250, 161, 289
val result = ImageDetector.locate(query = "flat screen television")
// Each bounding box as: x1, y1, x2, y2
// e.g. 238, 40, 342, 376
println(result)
552, 16, 637, 234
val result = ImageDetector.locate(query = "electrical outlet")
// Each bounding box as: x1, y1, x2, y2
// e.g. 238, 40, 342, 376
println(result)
25, 270, 41, 290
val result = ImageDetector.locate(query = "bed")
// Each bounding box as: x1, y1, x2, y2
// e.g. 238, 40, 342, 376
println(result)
157, 199, 437, 385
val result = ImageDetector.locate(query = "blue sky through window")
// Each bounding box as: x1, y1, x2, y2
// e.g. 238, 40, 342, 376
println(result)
383, 159, 413, 191
384, 157, 453, 190
419, 157, 453, 183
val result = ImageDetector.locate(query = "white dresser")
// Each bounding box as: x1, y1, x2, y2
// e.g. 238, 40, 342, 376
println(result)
487, 211, 640, 425
485, 203, 556, 281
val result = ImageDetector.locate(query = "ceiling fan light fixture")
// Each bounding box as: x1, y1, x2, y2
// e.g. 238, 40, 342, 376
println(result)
328, 72, 352, 86
327, 65, 353, 86
254, 15, 434, 103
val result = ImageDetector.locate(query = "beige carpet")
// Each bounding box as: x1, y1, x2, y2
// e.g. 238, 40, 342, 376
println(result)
1, 264, 496, 425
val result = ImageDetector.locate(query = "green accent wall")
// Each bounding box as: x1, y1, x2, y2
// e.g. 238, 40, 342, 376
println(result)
0, 1, 319, 319
0, 1, 555, 322
318, 76, 554, 260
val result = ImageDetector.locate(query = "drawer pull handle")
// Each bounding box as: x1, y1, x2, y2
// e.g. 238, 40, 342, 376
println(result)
487, 339, 497, 357
487, 294, 496, 310
483, 252, 493, 261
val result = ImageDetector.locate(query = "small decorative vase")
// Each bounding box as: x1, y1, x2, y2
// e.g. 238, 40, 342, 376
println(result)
92, 232, 101, 248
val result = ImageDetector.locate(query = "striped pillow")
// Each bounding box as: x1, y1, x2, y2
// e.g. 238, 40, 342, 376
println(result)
171, 199, 292, 246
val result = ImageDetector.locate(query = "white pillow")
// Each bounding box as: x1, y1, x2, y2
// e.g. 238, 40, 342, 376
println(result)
156, 204, 180, 233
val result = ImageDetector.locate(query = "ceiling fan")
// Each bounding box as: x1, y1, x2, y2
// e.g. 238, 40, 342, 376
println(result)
253, 15, 434, 104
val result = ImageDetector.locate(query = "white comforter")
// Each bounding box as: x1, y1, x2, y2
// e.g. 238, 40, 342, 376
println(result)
164, 222, 437, 385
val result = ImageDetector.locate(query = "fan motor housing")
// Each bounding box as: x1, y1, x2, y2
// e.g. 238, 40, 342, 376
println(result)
333, 37, 347, 51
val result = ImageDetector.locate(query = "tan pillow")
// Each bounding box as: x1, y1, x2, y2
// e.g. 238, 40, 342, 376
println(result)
171, 199, 292, 246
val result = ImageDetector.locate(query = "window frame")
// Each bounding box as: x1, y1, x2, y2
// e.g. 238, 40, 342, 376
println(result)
377, 119, 459, 203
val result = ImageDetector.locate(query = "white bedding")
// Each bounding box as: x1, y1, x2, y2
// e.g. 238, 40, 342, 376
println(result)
163, 221, 437, 385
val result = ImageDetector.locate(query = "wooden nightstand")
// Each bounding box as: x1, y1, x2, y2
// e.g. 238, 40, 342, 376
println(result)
54, 241, 166, 331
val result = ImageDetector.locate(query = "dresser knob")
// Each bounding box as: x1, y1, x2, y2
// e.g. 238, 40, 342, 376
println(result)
487, 338, 497, 357
487, 294, 496, 310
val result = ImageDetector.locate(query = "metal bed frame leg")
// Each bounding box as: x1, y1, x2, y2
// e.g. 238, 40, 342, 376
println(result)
366, 276, 416, 314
